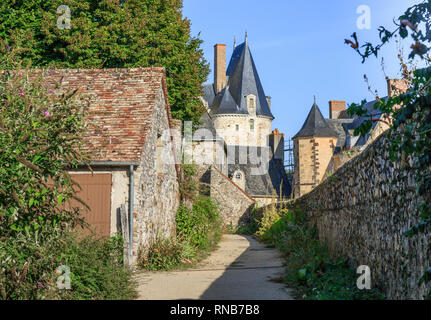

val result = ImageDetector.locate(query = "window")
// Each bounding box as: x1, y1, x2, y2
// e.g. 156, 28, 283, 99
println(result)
246, 94, 256, 112
249, 119, 254, 131
236, 124, 239, 131
235, 172, 242, 179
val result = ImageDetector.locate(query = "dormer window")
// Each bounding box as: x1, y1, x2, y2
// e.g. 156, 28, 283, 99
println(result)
249, 97, 255, 108
246, 94, 256, 115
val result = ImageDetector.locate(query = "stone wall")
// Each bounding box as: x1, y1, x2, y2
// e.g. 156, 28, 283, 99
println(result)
295, 133, 430, 299
133, 85, 180, 264
209, 166, 255, 227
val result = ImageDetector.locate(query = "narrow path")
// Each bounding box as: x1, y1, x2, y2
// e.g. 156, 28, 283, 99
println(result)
134, 234, 294, 300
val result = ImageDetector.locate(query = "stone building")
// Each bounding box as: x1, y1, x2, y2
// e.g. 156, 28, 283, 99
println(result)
42, 68, 181, 266
293, 98, 338, 197
293, 79, 409, 198
197, 36, 291, 209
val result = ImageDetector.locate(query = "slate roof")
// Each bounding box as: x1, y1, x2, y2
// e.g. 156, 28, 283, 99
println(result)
194, 112, 224, 142
344, 97, 388, 147
326, 118, 353, 148
203, 84, 216, 108
39, 68, 173, 162
209, 41, 274, 118
227, 146, 291, 197
293, 101, 338, 139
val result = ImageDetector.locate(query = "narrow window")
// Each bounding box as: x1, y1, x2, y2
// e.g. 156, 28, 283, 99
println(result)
236, 124, 239, 131
249, 97, 255, 107
249, 119, 254, 131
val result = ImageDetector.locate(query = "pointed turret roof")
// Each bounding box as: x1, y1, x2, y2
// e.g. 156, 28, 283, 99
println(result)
293, 100, 338, 139
210, 40, 274, 118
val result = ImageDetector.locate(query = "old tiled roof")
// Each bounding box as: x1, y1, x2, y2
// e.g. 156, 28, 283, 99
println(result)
293, 101, 338, 139
210, 41, 274, 118
39, 68, 173, 162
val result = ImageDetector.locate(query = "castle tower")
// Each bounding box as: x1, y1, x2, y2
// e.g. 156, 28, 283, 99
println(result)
209, 38, 274, 147
293, 99, 338, 197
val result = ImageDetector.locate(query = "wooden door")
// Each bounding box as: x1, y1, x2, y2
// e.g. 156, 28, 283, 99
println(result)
69, 173, 112, 237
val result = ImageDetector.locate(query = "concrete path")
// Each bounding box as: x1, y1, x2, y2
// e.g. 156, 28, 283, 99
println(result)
134, 234, 294, 300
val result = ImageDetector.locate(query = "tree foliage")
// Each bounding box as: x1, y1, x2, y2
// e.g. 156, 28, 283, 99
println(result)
0, 0, 210, 124
345, 0, 431, 62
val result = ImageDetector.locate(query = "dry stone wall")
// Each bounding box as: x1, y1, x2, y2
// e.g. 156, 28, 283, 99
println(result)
296, 133, 430, 299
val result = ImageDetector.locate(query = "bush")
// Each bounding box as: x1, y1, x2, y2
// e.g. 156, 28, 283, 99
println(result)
0, 229, 137, 300
139, 196, 222, 271
138, 238, 197, 271
255, 205, 385, 300
0, 51, 136, 300
176, 196, 221, 251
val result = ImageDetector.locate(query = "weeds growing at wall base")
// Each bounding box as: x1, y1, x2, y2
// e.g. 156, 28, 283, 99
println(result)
250, 204, 385, 300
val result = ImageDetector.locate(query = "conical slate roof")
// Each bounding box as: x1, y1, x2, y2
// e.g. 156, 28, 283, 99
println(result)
293, 101, 338, 139
210, 40, 274, 118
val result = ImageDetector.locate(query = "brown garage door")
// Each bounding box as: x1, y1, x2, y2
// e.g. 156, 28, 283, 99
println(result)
70, 173, 112, 237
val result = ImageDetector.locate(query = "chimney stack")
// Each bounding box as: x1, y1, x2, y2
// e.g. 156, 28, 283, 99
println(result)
214, 44, 226, 93
329, 101, 346, 119
269, 129, 285, 163
266, 96, 272, 109
387, 79, 409, 97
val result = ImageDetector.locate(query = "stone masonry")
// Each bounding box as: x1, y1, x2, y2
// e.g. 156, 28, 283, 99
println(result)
295, 132, 431, 299
210, 166, 256, 228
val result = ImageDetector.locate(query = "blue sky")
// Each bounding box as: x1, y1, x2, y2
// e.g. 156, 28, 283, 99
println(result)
183, 0, 422, 141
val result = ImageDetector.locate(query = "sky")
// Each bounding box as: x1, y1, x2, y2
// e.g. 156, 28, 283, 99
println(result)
182, 0, 422, 143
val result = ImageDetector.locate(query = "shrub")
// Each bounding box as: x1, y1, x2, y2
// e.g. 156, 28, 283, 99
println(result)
0, 57, 91, 234
176, 196, 221, 251
138, 238, 197, 271
235, 205, 260, 236
0, 52, 136, 299
255, 205, 385, 300
0, 228, 137, 300
139, 196, 222, 271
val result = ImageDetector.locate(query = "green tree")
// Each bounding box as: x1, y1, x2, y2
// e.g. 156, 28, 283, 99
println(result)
0, 0, 210, 124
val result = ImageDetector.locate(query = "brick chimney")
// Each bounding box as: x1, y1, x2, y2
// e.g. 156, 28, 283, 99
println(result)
328, 101, 346, 119
214, 44, 226, 93
269, 129, 285, 163
387, 79, 409, 97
